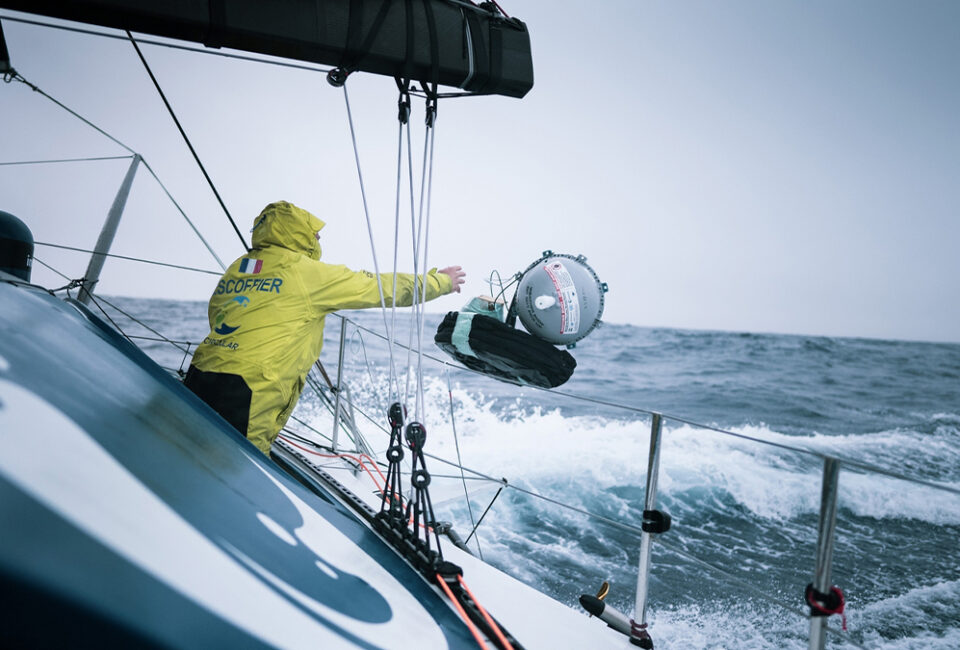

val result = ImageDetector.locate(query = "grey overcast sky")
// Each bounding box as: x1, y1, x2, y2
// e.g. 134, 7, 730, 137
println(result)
1, 1, 958, 343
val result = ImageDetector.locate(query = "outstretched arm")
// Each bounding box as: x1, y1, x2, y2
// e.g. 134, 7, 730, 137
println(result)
311, 263, 464, 311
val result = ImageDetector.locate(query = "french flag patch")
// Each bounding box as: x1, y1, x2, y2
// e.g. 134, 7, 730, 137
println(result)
239, 258, 263, 274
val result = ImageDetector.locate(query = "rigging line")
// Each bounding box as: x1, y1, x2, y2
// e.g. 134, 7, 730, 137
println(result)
0, 155, 134, 166
31, 256, 73, 283
140, 159, 226, 270
288, 415, 333, 444
445, 366, 482, 559
34, 242, 222, 276
464, 484, 504, 545
340, 83, 400, 401
348, 328, 387, 416
404, 116, 425, 411
416, 115, 439, 420
411, 105, 435, 420
9, 73, 136, 155
388, 118, 404, 404
0, 15, 334, 76
92, 294, 190, 355
126, 335, 192, 345
125, 31, 249, 253
83, 293, 139, 347
5, 73, 224, 271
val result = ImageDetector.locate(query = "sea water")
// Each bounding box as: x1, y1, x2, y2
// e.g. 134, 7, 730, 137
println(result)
106, 296, 960, 649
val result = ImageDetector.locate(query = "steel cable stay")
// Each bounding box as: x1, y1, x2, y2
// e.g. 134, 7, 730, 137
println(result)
126, 31, 249, 254
3, 72, 226, 271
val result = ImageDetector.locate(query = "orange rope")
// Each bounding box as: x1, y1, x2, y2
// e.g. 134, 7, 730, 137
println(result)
358, 452, 387, 484
457, 575, 514, 650
279, 436, 385, 493
436, 573, 488, 649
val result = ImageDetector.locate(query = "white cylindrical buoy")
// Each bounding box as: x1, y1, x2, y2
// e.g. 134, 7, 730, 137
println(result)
515, 252, 607, 345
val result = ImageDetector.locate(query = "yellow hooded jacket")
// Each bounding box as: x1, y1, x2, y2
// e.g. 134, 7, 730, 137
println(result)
189, 201, 452, 453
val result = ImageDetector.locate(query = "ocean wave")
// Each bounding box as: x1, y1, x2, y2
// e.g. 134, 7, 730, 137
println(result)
317, 379, 960, 527
855, 579, 960, 649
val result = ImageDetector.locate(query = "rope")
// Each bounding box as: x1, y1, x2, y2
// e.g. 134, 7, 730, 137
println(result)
446, 366, 482, 558
388, 114, 404, 404
349, 328, 387, 417
278, 434, 386, 493
126, 31, 249, 253
34, 242, 221, 275
806, 584, 848, 632
435, 574, 488, 649
457, 576, 514, 650
402, 106, 419, 409
340, 83, 400, 402
0, 14, 334, 75
90, 294, 190, 354
415, 115, 438, 421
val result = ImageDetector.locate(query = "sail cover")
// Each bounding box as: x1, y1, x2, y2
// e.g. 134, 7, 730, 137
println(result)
0, 0, 534, 98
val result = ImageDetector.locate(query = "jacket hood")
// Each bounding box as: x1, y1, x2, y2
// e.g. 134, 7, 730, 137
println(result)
251, 201, 325, 260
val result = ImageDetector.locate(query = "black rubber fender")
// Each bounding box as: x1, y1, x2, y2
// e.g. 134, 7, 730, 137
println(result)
434, 312, 576, 388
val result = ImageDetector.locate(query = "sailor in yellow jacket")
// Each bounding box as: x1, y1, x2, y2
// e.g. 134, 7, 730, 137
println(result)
184, 201, 464, 454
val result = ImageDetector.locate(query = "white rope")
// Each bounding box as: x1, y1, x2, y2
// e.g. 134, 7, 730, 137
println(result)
341, 84, 399, 398
387, 121, 406, 404
403, 116, 419, 410
416, 119, 438, 421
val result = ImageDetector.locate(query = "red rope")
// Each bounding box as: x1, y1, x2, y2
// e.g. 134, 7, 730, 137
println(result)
807, 585, 847, 631
279, 436, 385, 494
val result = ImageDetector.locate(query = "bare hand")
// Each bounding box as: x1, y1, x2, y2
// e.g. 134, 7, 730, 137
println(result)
439, 266, 465, 293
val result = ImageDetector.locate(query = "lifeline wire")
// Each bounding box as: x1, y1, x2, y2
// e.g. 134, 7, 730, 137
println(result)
92, 294, 191, 355
334, 313, 960, 498
34, 242, 221, 276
